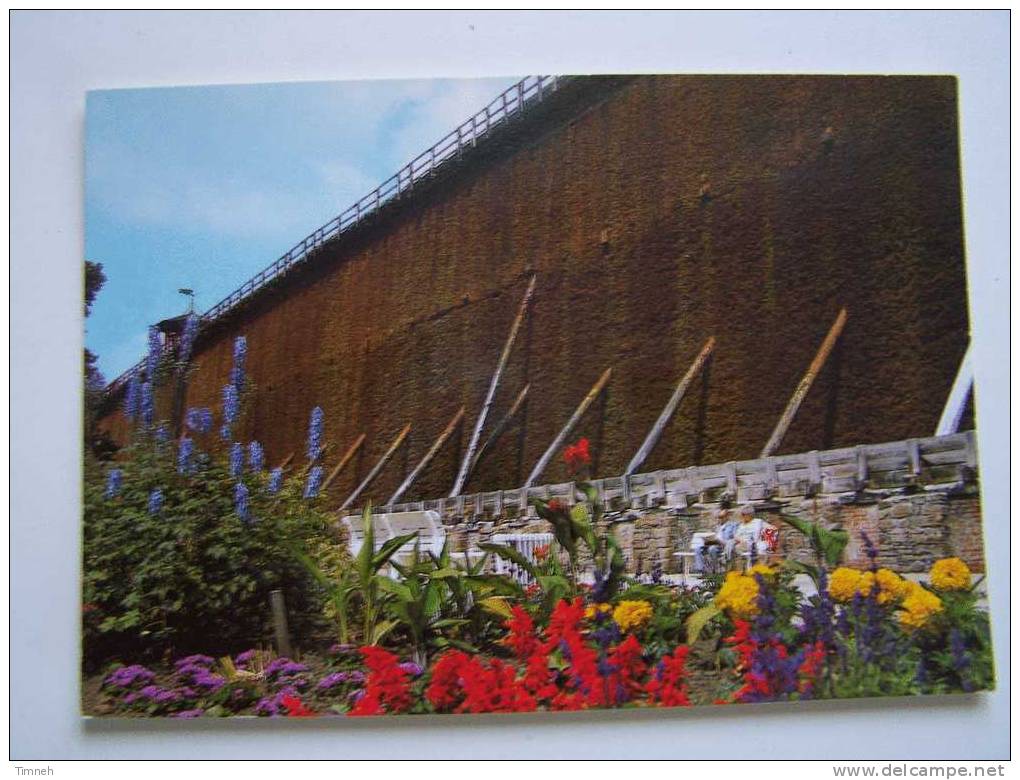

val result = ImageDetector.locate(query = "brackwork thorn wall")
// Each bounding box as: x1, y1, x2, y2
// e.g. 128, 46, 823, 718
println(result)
99, 75, 970, 509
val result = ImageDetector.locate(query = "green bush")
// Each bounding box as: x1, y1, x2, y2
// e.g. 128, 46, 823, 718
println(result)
83, 437, 336, 668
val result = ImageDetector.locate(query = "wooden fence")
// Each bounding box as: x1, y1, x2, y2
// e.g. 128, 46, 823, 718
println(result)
361, 430, 978, 521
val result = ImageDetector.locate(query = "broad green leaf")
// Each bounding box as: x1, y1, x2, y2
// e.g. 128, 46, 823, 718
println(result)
685, 603, 722, 644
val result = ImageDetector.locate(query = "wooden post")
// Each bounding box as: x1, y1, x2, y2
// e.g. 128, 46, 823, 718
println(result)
760, 308, 848, 458
626, 337, 715, 475
269, 589, 293, 658
387, 407, 465, 506
339, 423, 411, 511
450, 275, 537, 497
935, 342, 973, 436
321, 433, 366, 492
467, 383, 530, 476
524, 367, 613, 487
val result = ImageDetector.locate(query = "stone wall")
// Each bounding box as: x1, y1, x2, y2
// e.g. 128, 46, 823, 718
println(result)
441, 485, 985, 576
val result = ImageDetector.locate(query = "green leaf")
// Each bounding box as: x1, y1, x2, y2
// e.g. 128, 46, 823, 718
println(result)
478, 543, 538, 579
370, 619, 399, 645
685, 603, 722, 644
477, 596, 514, 619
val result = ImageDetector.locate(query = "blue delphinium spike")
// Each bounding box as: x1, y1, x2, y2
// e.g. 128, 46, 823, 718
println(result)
306, 406, 324, 462
177, 437, 194, 475
104, 469, 123, 499
146, 325, 162, 380
147, 488, 164, 515
124, 375, 141, 420
140, 382, 154, 428
155, 425, 170, 445
179, 314, 199, 363
230, 336, 247, 390
234, 482, 250, 523
185, 407, 213, 434
267, 468, 283, 495
222, 384, 239, 426
304, 465, 323, 498
230, 442, 244, 478
248, 441, 264, 472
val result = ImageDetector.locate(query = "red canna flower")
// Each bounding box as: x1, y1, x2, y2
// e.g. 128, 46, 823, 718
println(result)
563, 438, 591, 474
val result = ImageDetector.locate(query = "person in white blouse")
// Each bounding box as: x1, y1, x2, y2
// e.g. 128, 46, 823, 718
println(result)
733, 503, 772, 562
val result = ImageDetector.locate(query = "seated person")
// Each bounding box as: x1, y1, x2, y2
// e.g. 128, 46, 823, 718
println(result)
691, 508, 740, 572
733, 503, 774, 563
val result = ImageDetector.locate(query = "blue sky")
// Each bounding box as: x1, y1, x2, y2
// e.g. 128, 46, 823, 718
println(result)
85, 75, 520, 381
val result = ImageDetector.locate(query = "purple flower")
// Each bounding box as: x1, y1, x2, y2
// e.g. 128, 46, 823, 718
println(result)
104, 469, 123, 499
104, 664, 155, 689
124, 375, 141, 420
185, 407, 213, 434
234, 649, 257, 669
140, 381, 154, 428
265, 658, 309, 680
398, 662, 423, 678
179, 314, 200, 364
155, 425, 170, 444
229, 442, 244, 477
306, 407, 324, 462
222, 384, 239, 427
171, 708, 204, 719
234, 482, 251, 523
328, 643, 357, 657
267, 467, 283, 495
146, 325, 162, 379
254, 686, 300, 717
174, 655, 214, 669
304, 466, 323, 499
248, 441, 265, 472
147, 488, 164, 515
317, 672, 352, 690
230, 336, 247, 390
177, 437, 195, 475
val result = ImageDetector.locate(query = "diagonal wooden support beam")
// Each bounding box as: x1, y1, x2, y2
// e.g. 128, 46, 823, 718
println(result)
450, 274, 537, 497
467, 383, 530, 477
387, 407, 465, 507
760, 307, 848, 458
935, 342, 973, 436
625, 336, 715, 475
339, 423, 411, 511
321, 433, 367, 492
524, 367, 613, 487
276, 452, 295, 470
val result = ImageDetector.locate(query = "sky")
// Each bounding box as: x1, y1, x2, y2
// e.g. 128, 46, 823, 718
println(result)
85, 75, 521, 381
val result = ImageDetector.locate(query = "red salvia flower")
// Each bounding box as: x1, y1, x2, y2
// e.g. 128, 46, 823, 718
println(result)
349, 646, 413, 716
280, 694, 317, 717
563, 437, 591, 474
644, 645, 692, 707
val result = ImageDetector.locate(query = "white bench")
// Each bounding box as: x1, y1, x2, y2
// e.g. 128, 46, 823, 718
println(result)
490, 532, 555, 585
340, 510, 445, 574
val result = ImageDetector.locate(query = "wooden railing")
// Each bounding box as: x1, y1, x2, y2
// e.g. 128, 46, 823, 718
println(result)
358, 431, 978, 521
108, 75, 567, 394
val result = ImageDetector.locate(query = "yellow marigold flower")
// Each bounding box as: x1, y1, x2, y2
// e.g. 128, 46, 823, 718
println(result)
747, 563, 775, 578
714, 572, 760, 620
612, 600, 654, 633
929, 557, 972, 592
897, 583, 943, 630
874, 568, 910, 605
827, 567, 863, 603
585, 602, 612, 620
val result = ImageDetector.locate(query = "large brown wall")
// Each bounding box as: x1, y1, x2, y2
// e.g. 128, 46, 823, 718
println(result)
99, 75, 970, 507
